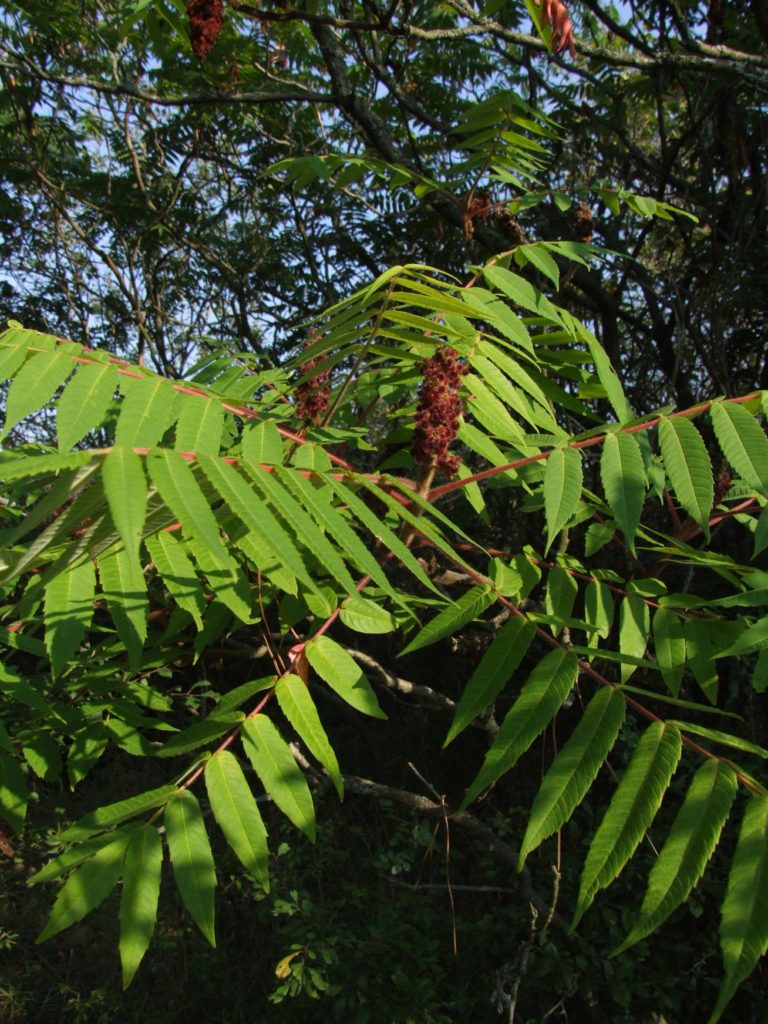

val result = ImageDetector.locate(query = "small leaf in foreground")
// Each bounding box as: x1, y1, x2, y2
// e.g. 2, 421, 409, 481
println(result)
37, 831, 130, 943
306, 635, 386, 719
543, 446, 583, 552
461, 649, 578, 809
445, 617, 536, 746
519, 687, 626, 867
709, 794, 768, 1023
241, 715, 316, 840
165, 791, 217, 947
205, 751, 270, 889
119, 825, 163, 989
276, 674, 343, 799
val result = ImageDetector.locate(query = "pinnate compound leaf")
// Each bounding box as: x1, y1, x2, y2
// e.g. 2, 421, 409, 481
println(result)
165, 791, 217, 947
174, 396, 224, 455
245, 465, 356, 593
276, 674, 343, 798
543, 446, 583, 552
618, 594, 649, 683
461, 649, 578, 809
1, 349, 74, 441
241, 716, 316, 840
653, 606, 686, 696
324, 476, 437, 595
658, 416, 714, 536
708, 795, 768, 1022
145, 531, 206, 629
119, 825, 163, 989
44, 559, 96, 677
600, 431, 645, 552
205, 751, 269, 889
572, 722, 682, 929
519, 687, 626, 867
305, 635, 387, 719
57, 361, 118, 451
278, 468, 402, 603
115, 376, 177, 448
37, 831, 130, 943
710, 401, 768, 498
401, 586, 495, 655
97, 544, 148, 671
445, 618, 536, 746
147, 450, 230, 565
196, 455, 317, 593
102, 447, 147, 563
0, 751, 27, 834
61, 783, 179, 842
614, 760, 737, 956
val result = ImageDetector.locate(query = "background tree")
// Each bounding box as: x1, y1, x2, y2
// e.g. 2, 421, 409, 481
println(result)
2, 0, 767, 398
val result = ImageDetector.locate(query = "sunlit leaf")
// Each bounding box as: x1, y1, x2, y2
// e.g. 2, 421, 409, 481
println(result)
709, 795, 768, 1022
461, 650, 578, 809
543, 447, 583, 552
119, 825, 163, 988
445, 618, 536, 745
710, 402, 768, 498
205, 751, 269, 889
519, 687, 625, 866
658, 416, 714, 537
276, 674, 343, 798
44, 560, 96, 677
241, 715, 316, 840
615, 760, 737, 955
305, 635, 387, 719
572, 722, 682, 928
165, 790, 217, 946
37, 832, 130, 943
601, 432, 645, 552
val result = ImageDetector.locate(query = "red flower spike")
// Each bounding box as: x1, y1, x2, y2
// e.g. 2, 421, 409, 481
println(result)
411, 346, 467, 479
535, 0, 577, 57
295, 337, 331, 423
188, 0, 224, 61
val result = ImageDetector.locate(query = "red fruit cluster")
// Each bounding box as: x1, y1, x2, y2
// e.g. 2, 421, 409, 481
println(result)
535, 0, 576, 57
295, 355, 331, 423
575, 201, 594, 243
188, 0, 223, 60
411, 346, 467, 478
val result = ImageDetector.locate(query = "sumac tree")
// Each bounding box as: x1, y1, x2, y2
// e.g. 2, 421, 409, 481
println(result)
1, 2, 768, 1021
